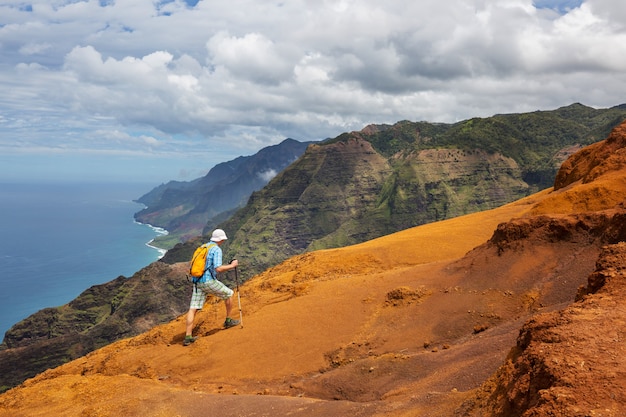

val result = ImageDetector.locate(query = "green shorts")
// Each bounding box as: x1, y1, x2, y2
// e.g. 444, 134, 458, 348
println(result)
189, 279, 234, 310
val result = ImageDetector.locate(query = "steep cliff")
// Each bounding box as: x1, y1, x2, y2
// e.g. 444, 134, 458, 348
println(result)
203, 103, 626, 278
2, 120, 626, 416
134, 138, 313, 247
457, 241, 626, 417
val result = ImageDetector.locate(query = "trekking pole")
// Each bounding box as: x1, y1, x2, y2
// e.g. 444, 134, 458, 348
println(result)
234, 266, 244, 328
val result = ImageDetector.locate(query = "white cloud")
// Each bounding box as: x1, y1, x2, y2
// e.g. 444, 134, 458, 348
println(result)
519, 3, 626, 73
64, 46, 174, 85
1, 0, 625, 183
207, 31, 295, 85
19, 42, 52, 55
587, 0, 626, 28
257, 169, 278, 182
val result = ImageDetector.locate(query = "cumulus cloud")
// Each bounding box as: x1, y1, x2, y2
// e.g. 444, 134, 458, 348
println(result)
1, 0, 626, 182
207, 31, 295, 85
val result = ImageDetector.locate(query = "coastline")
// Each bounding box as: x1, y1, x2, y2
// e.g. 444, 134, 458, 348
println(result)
135, 220, 169, 259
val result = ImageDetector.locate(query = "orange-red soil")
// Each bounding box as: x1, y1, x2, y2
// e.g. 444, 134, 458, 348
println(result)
3, 121, 626, 417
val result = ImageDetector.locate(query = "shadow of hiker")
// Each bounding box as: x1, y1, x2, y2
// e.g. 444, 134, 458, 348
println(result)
204, 327, 222, 336
171, 326, 222, 345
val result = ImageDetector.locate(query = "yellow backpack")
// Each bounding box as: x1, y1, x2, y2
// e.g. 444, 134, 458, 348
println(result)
189, 243, 216, 279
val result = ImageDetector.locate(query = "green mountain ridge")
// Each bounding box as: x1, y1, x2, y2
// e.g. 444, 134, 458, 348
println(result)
134, 138, 314, 248
163, 102, 626, 280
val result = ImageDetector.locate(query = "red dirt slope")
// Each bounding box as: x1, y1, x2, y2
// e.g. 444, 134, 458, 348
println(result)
459, 242, 626, 416
2, 120, 626, 417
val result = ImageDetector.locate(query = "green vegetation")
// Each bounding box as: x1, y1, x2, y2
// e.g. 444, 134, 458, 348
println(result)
174, 103, 626, 278
160, 104, 626, 278
149, 233, 181, 249
135, 139, 313, 249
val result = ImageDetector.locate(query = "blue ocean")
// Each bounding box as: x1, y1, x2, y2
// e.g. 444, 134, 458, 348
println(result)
0, 182, 166, 338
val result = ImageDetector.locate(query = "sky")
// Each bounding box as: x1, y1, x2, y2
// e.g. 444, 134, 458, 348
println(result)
1, 0, 625, 186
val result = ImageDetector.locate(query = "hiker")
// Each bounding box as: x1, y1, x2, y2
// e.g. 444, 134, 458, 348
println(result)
184, 228, 239, 346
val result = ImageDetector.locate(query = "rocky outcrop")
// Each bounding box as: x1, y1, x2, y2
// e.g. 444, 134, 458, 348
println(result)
555, 119, 626, 189
458, 243, 626, 417
488, 208, 626, 255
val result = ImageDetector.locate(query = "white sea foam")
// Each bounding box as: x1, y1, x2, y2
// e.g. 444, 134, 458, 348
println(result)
146, 240, 168, 259
134, 220, 169, 259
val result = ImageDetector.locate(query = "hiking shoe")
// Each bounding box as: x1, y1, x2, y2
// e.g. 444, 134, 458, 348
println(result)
224, 317, 240, 329
183, 336, 197, 346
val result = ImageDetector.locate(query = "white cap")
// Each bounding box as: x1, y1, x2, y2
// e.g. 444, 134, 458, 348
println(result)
210, 229, 228, 242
